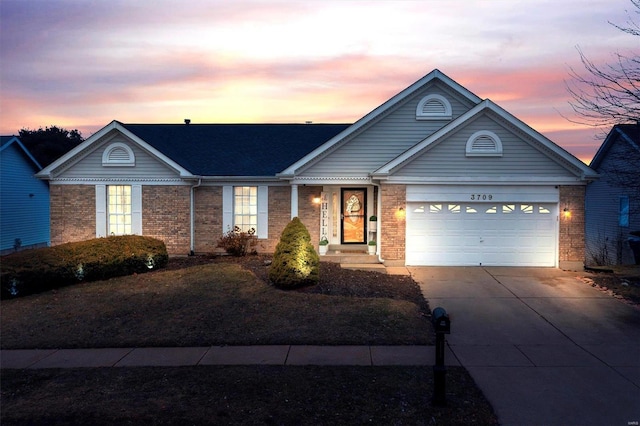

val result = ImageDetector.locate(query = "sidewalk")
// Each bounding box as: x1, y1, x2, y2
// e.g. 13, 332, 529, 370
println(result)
1, 345, 460, 369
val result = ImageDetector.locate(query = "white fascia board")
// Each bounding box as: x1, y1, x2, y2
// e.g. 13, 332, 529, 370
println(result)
280, 69, 482, 176
384, 176, 590, 185
373, 99, 599, 181
36, 120, 195, 179
481, 101, 598, 179
290, 176, 371, 186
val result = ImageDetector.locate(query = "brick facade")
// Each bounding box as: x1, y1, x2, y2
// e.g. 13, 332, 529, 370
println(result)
298, 186, 323, 246
142, 186, 191, 255
193, 186, 223, 253
50, 185, 96, 246
380, 184, 406, 264
559, 185, 586, 267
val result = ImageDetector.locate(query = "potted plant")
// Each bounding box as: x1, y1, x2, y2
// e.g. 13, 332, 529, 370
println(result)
367, 240, 376, 255
318, 236, 329, 256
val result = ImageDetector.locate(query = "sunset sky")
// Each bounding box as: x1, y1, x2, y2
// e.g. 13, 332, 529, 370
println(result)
1, 0, 637, 164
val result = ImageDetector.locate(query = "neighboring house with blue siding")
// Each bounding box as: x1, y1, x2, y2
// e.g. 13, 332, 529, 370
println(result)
1, 136, 50, 254
586, 124, 640, 265
37, 69, 597, 269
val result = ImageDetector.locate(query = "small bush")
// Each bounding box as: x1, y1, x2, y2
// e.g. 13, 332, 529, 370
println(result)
217, 226, 257, 256
0, 235, 168, 298
268, 217, 319, 289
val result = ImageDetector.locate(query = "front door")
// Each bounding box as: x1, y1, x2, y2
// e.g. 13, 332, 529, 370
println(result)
341, 188, 367, 244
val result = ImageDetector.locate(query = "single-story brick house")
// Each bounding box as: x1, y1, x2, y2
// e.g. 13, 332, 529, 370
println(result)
37, 69, 597, 268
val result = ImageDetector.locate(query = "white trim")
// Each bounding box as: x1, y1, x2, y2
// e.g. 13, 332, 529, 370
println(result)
416, 94, 452, 120
291, 184, 299, 219
102, 142, 135, 166
222, 186, 233, 234
465, 130, 502, 157
131, 184, 142, 234
382, 176, 588, 185
257, 186, 268, 239
36, 120, 194, 179
95, 185, 107, 237
373, 100, 597, 180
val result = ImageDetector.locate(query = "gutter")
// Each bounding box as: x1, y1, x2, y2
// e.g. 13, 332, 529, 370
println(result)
369, 178, 385, 264
189, 177, 202, 255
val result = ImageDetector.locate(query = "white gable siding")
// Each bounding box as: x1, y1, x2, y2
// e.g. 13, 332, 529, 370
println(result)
57, 137, 180, 179
392, 114, 575, 178
300, 82, 478, 177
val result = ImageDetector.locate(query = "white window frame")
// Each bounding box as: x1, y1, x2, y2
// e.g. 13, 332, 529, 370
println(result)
416, 94, 452, 120
96, 184, 142, 237
222, 185, 268, 239
465, 130, 503, 157
102, 142, 135, 166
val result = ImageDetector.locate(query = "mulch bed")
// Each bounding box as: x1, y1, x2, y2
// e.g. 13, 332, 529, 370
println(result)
169, 254, 431, 312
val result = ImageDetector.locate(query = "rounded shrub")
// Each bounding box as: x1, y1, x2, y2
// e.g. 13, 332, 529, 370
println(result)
268, 217, 319, 289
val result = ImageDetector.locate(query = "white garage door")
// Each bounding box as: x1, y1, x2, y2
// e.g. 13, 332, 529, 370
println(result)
406, 202, 557, 266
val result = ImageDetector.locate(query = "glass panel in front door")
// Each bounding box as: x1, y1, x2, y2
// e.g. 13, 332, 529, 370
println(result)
341, 188, 366, 243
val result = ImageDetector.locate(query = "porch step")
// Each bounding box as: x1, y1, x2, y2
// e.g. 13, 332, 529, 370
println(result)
320, 244, 380, 265
340, 263, 387, 274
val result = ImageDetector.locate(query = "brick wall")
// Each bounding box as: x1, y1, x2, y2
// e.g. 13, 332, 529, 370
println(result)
193, 186, 222, 253
50, 185, 95, 246
298, 186, 323, 246
559, 185, 586, 265
142, 186, 191, 255
380, 184, 406, 263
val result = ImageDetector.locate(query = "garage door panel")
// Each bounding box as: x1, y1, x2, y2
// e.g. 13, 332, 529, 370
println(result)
406, 202, 557, 267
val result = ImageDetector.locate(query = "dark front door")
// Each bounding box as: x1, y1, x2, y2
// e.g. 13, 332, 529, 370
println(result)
341, 188, 366, 244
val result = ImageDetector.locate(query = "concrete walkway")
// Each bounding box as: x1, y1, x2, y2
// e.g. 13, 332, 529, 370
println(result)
404, 266, 640, 426
1, 345, 459, 369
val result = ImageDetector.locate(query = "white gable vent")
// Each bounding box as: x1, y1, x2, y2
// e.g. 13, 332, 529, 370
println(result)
416, 94, 452, 120
466, 131, 503, 157
102, 142, 135, 166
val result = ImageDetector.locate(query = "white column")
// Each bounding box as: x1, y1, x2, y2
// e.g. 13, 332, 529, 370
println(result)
291, 184, 299, 219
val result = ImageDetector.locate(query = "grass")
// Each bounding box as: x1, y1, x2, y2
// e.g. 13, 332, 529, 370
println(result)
1, 261, 431, 349
1, 257, 498, 424
1, 366, 498, 425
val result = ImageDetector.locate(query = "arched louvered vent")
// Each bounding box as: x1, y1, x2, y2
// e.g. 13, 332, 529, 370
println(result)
102, 142, 135, 166
466, 131, 503, 157
416, 94, 452, 120
108, 147, 130, 161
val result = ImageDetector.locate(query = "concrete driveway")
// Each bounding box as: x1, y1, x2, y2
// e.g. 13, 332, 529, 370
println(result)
408, 266, 640, 426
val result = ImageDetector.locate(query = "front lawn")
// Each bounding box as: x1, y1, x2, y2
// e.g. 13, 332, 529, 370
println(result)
1, 258, 432, 348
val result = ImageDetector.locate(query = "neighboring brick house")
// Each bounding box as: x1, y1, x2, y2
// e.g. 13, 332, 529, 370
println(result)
37, 69, 597, 269
585, 124, 640, 265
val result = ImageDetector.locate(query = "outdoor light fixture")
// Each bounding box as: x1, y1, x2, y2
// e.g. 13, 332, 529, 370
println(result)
563, 207, 571, 219
312, 196, 321, 204
395, 206, 406, 220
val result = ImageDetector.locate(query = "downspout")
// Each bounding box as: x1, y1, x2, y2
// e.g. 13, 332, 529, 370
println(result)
189, 177, 202, 255
370, 179, 385, 264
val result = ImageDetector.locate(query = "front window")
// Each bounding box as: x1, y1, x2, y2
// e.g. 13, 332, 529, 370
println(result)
108, 185, 132, 235
234, 186, 257, 233
620, 196, 630, 227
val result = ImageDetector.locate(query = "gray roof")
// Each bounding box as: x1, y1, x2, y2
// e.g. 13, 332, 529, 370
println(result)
120, 123, 351, 176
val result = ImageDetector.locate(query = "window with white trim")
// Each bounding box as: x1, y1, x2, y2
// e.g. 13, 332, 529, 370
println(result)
620, 196, 630, 227
234, 186, 258, 233
108, 185, 132, 235
416, 94, 452, 120
95, 185, 142, 237
466, 131, 503, 157
102, 142, 135, 166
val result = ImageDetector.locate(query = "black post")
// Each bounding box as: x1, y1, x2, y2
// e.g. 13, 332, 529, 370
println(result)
433, 332, 447, 406
431, 307, 450, 406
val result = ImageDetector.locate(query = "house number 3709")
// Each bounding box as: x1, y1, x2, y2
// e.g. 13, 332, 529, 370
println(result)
470, 194, 493, 200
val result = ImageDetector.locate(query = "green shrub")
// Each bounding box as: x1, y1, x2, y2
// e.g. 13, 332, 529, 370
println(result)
217, 226, 257, 256
1, 235, 168, 299
268, 217, 319, 289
